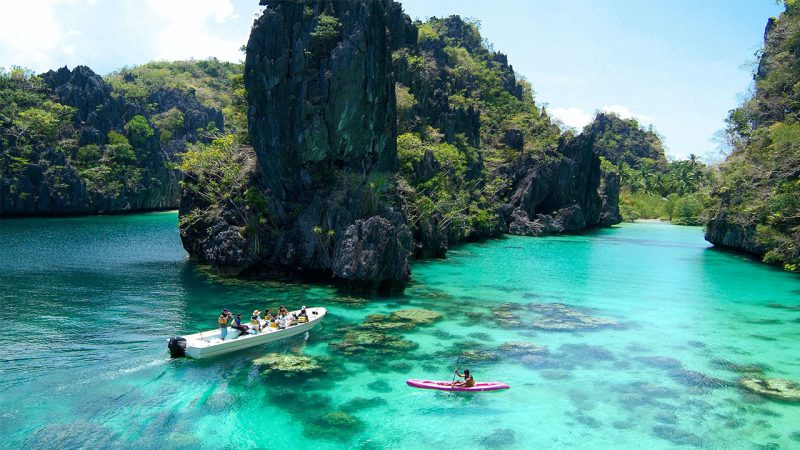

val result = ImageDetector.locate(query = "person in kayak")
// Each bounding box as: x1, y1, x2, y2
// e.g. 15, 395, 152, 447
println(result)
218, 309, 232, 340
452, 369, 475, 387
231, 314, 249, 337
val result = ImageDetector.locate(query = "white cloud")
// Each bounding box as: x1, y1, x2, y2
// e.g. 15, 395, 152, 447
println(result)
550, 104, 655, 130
144, 0, 244, 62
550, 107, 593, 130
0, 1, 67, 71
600, 104, 655, 124
0, 0, 256, 73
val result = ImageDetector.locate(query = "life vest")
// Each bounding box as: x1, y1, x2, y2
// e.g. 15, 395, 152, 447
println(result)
218, 316, 228, 326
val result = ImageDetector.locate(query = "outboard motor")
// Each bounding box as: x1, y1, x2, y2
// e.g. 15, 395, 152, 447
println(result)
168, 337, 187, 358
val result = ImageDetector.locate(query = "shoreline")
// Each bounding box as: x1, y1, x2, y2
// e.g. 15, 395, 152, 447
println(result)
0, 207, 179, 220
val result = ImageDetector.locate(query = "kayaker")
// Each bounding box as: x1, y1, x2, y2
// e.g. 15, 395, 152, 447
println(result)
218, 309, 232, 340
231, 314, 249, 337
453, 369, 475, 388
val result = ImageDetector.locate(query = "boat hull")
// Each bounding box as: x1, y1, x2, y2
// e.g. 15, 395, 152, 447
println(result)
172, 307, 327, 359
406, 379, 510, 392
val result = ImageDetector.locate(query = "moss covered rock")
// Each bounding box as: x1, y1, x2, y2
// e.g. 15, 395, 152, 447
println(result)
739, 377, 800, 402
529, 303, 621, 331
329, 330, 418, 355
253, 353, 323, 377
499, 341, 549, 357
390, 308, 442, 324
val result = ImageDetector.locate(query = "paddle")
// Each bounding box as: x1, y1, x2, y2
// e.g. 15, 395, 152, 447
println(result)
448, 354, 462, 396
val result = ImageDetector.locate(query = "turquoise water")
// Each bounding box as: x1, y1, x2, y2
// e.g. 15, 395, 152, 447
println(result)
1, 213, 799, 449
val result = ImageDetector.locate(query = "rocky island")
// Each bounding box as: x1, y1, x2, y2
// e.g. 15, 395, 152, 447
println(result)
178, 0, 621, 287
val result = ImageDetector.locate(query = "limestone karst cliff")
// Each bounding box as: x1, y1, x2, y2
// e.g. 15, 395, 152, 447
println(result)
177, 1, 621, 286
705, 4, 800, 270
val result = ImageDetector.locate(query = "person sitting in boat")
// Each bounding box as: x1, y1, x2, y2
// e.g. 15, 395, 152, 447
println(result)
250, 310, 262, 331
263, 309, 273, 322
231, 314, 249, 337
277, 314, 289, 329
297, 306, 308, 323
218, 309, 232, 340
452, 369, 475, 388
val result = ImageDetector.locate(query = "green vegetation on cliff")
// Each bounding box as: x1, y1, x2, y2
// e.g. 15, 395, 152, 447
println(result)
1, 60, 235, 216
585, 112, 714, 225
707, 2, 800, 271
393, 16, 562, 245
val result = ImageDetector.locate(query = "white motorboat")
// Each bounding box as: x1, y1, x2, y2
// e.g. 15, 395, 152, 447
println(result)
167, 307, 327, 359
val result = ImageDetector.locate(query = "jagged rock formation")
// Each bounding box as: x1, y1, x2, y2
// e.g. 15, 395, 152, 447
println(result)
705, 5, 800, 270
179, 3, 621, 286
181, 0, 413, 287
502, 134, 606, 236
1, 64, 224, 216
392, 14, 619, 246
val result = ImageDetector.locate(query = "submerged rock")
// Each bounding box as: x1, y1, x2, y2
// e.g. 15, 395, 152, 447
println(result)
558, 343, 615, 362
489, 305, 523, 328
651, 425, 703, 447
479, 428, 515, 449
467, 332, 494, 341
253, 353, 324, 377
329, 330, 418, 356
354, 309, 441, 333
390, 308, 443, 324
498, 341, 549, 357
634, 356, 684, 371
339, 396, 388, 413
356, 314, 416, 332
328, 296, 369, 307
668, 369, 729, 390
304, 411, 364, 441
366, 379, 393, 393
739, 377, 800, 402
528, 303, 622, 331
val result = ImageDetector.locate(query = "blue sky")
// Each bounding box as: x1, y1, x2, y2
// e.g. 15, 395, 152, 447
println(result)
0, 0, 784, 160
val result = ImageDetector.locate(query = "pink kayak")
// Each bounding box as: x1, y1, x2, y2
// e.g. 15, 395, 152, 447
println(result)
406, 379, 510, 392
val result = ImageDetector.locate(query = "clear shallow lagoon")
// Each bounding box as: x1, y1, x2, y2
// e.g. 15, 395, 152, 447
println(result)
1, 213, 799, 449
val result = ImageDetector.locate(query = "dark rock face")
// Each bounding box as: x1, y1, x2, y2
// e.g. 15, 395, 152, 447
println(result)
42, 65, 128, 145
181, 0, 412, 286
705, 217, 763, 255
332, 216, 411, 282
502, 129, 524, 151
598, 170, 622, 226
246, 0, 399, 196
502, 134, 604, 236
